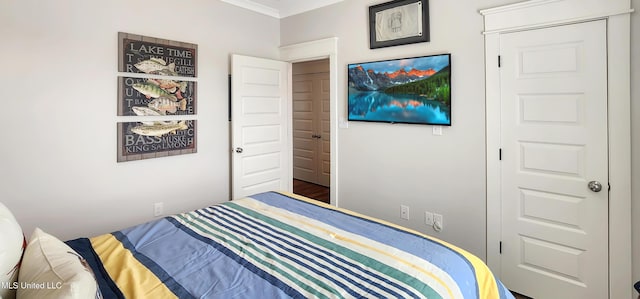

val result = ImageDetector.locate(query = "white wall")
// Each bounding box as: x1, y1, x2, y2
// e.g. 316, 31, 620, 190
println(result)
631, 0, 640, 289
0, 0, 280, 240
281, 0, 520, 259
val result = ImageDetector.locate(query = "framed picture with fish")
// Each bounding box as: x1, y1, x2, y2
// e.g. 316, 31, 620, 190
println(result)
117, 76, 197, 116
116, 33, 198, 162
118, 32, 197, 77
117, 120, 197, 162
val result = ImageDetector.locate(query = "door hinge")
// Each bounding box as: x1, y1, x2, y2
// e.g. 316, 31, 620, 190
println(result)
499, 241, 502, 254
499, 148, 502, 160
498, 55, 501, 68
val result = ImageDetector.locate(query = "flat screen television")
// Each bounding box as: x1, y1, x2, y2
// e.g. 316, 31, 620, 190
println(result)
347, 53, 451, 125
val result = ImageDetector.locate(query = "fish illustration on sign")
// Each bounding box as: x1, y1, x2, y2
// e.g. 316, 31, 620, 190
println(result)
148, 96, 187, 114
131, 121, 188, 137
148, 78, 186, 92
119, 76, 195, 116
131, 106, 163, 117
131, 106, 178, 125
132, 82, 177, 100
134, 58, 177, 76
147, 78, 188, 99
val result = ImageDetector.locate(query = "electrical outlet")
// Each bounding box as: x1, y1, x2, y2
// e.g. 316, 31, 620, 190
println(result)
400, 205, 410, 220
425, 211, 434, 226
433, 213, 443, 232
432, 126, 443, 135
154, 202, 164, 217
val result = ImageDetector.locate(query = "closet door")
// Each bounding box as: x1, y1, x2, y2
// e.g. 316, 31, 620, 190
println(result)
499, 20, 608, 299
292, 60, 330, 187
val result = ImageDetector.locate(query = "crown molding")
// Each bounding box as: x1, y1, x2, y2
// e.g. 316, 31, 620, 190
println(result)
221, 0, 280, 18
221, 0, 344, 19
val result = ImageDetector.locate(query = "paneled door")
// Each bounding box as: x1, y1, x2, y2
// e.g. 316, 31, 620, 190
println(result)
292, 60, 330, 187
499, 20, 608, 298
231, 54, 291, 199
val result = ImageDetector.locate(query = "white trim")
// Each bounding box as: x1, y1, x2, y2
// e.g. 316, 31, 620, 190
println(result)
479, 0, 632, 32
480, 0, 563, 15
221, 0, 280, 18
480, 9, 634, 35
221, 0, 344, 19
482, 1, 632, 298
605, 13, 633, 299
280, 37, 340, 207
278, 0, 344, 19
484, 32, 502, 275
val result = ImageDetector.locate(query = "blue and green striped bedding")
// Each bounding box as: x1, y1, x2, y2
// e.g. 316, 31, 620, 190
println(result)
67, 191, 514, 298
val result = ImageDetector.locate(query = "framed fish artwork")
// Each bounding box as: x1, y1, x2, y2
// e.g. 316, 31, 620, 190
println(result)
117, 76, 197, 116
116, 33, 198, 162
118, 32, 197, 77
117, 120, 197, 162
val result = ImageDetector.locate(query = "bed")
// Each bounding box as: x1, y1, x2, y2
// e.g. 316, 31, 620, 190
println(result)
4, 191, 515, 299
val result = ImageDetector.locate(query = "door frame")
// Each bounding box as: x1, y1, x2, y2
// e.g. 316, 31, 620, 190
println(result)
280, 37, 339, 206
480, 1, 632, 298
292, 61, 331, 187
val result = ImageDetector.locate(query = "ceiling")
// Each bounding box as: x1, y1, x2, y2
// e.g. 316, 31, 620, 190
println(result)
221, 0, 344, 18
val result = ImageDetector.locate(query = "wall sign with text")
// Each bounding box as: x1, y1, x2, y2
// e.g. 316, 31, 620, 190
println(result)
117, 120, 197, 162
118, 32, 197, 77
117, 76, 197, 116
116, 32, 198, 162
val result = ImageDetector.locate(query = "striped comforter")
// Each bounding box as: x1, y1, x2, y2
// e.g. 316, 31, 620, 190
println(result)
77, 191, 514, 298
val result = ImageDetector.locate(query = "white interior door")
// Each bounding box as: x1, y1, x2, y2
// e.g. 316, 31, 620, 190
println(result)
231, 54, 291, 199
292, 60, 330, 187
499, 20, 608, 298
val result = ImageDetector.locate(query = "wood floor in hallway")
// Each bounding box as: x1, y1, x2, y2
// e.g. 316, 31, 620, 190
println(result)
293, 179, 330, 204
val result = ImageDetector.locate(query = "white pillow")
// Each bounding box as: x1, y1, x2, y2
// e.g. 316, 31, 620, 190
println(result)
17, 228, 100, 299
0, 202, 25, 299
